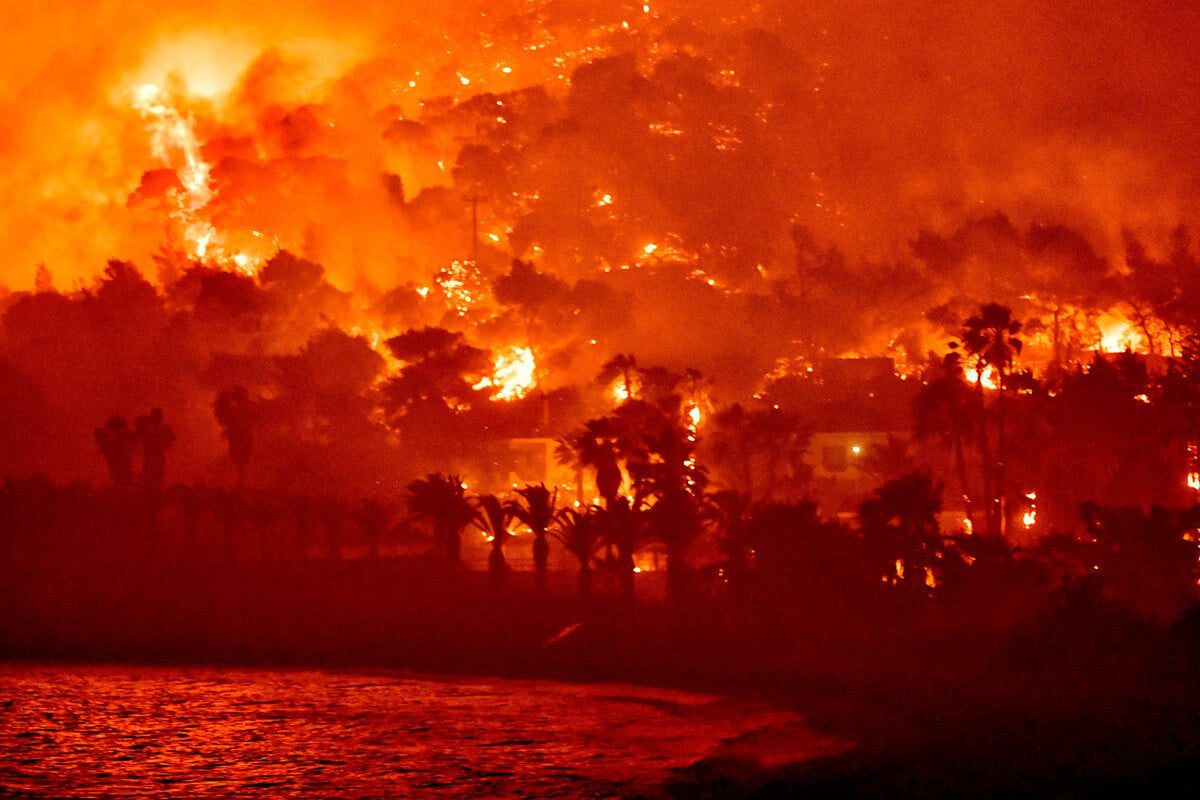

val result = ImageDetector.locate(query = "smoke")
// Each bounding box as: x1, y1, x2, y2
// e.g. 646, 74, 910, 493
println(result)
1, 0, 1196, 287
0, 0, 1198, 486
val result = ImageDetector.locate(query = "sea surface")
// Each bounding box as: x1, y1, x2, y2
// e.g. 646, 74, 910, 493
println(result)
0, 664, 846, 799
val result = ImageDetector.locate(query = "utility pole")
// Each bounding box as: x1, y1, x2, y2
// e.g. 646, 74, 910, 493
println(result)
463, 119, 488, 262
464, 190, 487, 261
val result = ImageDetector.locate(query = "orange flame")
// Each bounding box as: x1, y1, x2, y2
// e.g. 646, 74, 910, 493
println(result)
474, 346, 537, 401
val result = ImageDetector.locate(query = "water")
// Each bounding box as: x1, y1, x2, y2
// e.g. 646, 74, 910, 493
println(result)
0, 664, 845, 799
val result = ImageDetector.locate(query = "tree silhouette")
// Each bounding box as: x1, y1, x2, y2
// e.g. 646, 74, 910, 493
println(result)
913, 348, 979, 533
627, 419, 711, 602
382, 328, 491, 421
962, 303, 1023, 536
472, 493, 514, 589
861, 434, 917, 484
507, 483, 557, 595
598, 353, 638, 400
214, 386, 255, 489
644, 487, 710, 602
493, 259, 570, 346
709, 489, 754, 584
738, 500, 859, 596
94, 415, 134, 487
381, 327, 492, 461
552, 505, 603, 598
134, 408, 175, 495
858, 471, 948, 589
602, 495, 640, 602
354, 498, 393, 561
406, 473, 476, 566
565, 417, 624, 504
709, 404, 810, 501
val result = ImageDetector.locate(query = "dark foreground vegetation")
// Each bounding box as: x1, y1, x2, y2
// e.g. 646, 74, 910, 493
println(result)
2, 476, 1199, 798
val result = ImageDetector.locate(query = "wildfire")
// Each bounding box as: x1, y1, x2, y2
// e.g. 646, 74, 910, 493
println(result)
610, 376, 640, 404
1021, 490, 1038, 529
132, 84, 214, 256
924, 566, 938, 589
1096, 313, 1146, 353
964, 365, 1000, 391
474, 346, 537, 401
435, 260, 491, 316
131, 83, 260, 274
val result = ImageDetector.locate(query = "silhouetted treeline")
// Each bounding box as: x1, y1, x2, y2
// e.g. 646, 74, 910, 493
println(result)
3, 469, 1197, 623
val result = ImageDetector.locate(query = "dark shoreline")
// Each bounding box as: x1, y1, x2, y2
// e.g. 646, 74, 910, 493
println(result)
4, 558, 1200, 798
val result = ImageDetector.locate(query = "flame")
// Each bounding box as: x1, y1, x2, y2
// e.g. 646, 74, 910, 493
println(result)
132, 83, 213, 253
1022, 490, 1038, 529
1188, 472, 1200, 491
686, 404, 702, 430
474, 346, 537, 401
131, 83, 260, 274
435, 260, 490, 316
964, 365, 999, 391
609, 376, 639, 404
1096, 312, 1147, 353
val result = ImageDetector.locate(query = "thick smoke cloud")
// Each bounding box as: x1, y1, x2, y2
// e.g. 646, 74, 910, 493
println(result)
1, 0, 1197, 288
0, 0, 1198, 487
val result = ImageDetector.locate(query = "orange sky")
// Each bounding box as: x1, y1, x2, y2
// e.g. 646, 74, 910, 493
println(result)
1, 0, 1198, 289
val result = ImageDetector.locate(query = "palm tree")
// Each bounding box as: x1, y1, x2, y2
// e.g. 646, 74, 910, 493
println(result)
709, 489, 752, 560
354, 498, 392, 561
602, 495, 640, 603
861, 434, 916, 483
567, 418, 624, 505
214, 386, 254, 489
472, 493, 514, 589
552, 505, 603, 598
598, 353, 638, 400
913, 348, 978, 533
94, 415, 134, 488
858, 471, 945, 588
626, 422, 713, 602
406, 473, 476, 566
710, 405, 810, 501
711, 404, 755, 495
507, 483, 557, 595
554, 438, 586, 506
962, 303, 1023, 536
645, 487, 713, 603
859, 471, 943, 539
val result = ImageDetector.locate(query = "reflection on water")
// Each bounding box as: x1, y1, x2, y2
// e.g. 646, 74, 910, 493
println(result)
0, 665, 842, 799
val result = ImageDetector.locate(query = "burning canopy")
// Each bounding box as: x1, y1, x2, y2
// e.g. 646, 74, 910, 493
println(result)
0, 0, 1199, 493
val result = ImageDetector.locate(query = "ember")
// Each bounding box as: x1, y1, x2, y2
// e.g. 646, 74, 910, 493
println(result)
2, 2, 1200, 797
